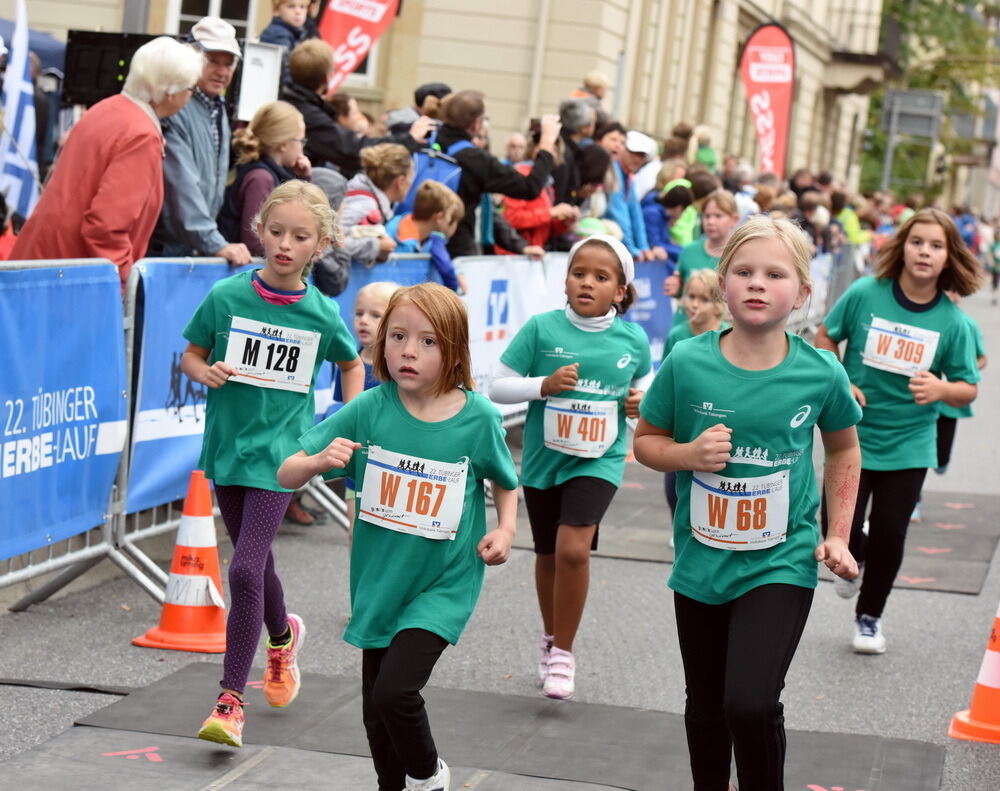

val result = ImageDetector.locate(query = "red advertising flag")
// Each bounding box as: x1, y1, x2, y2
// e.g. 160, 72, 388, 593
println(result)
318, 0, 399, 93
738, 23, 795, 180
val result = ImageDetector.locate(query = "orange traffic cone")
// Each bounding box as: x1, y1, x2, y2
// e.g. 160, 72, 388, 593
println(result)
133, 471, 227, 653
950, 600, 1000, 743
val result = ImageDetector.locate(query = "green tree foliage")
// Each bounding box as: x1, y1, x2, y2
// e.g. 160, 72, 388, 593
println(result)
861, 1, 1000, 194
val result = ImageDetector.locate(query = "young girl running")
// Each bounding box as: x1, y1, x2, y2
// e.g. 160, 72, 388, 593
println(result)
278, 283, 518, 791
663, 189, 740, 316
661, 268, 727, 527
815, 207, 982, 653
490, 235, 653, 700
634, 216, 862, 791
183, 180, 364, 748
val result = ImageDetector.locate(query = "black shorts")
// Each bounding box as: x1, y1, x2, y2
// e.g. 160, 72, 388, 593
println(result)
523, 476, 618, 555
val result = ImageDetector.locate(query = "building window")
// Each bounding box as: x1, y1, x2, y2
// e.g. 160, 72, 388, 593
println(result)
343, 43, 378, 89
166, 0, 260, 40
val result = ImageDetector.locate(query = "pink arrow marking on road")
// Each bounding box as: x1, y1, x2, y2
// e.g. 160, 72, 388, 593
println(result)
934, 522, 966, 530
898, 575, 937, 584
102, 747, 163, 762
943, 502, 975, 510
916, 546, 952, 554
621, 482, 646, 489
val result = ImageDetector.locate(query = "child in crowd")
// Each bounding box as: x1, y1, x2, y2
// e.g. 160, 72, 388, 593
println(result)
664, 189, 740, 314
260, 0, 310, 84
490, 235, 653, 700
279, 283, 518, 791
185, 181, 364, 748
332, 281, 400, 532
661, 268, 728, 530
218, 101, 311, 256
815, 208, 982, 653
385, 180, 466, 293
341, 143, 414, 268
634, 216, 862, 790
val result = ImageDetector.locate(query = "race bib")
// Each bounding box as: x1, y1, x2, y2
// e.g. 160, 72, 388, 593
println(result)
543, 398, 619, 458
689, 469, 790, 551
223, 316, 320, 394
358, 445, 468, 540
862, 317, 939, 376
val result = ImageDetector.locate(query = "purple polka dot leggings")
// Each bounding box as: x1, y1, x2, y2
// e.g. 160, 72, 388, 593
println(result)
213, 484, 293, 694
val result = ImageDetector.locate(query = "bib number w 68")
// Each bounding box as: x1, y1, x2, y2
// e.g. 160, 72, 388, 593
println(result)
689, 469, 789, 551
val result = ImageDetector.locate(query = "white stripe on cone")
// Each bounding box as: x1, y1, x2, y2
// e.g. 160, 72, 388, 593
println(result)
176, 514, 217, 548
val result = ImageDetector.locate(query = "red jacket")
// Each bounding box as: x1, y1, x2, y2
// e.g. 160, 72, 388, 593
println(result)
10, 94, 164, 287
497, 162, 567, 253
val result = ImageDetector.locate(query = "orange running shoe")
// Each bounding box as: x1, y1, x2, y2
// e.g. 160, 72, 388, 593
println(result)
197, 692, 245, 747
264, 613, 306, 707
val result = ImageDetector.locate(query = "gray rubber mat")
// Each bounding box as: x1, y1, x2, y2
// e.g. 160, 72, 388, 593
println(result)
73, 662, 944, 790
0, 727, 626, 791
508, 459, 1000, 594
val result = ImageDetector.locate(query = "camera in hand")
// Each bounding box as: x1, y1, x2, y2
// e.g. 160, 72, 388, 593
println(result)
529, 118, 541, 145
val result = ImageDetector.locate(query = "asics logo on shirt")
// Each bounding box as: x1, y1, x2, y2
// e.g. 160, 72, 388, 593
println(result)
790, 405, 812, 428
617, 353, 632, 368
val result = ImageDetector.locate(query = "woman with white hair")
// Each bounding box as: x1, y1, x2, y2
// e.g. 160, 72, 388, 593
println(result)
10, 36, 204, 288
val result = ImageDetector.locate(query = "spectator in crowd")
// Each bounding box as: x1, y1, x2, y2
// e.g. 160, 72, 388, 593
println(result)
789, 167, 819, 200
816, 170, 837, 195
661, 135, 689, 161
605, 130, 662, 260
596, 121, 626, 160
755, 183, 776, 214
260, 0, 310, 85
340, 142, 413, 267
10, 37, 204, 286
500, 139, 580, 253
0, 194, 15, 260
385, 81, 452, 134
217, 101, 311, 255
650, 179, 695, 255
569, 70, 611, 124
435, 90, 560, 256
793, 191, 833, 254
720, 154, 740, 192
732, 161, 759, 221
328, 92, 370, 135
832, 191, 872, 245
502, 132, 527, 165
693, 129, 717, 172
27, 52, 53, 182
385, 180, 465, 292
551, 98, 596, 205
281, 39, 433, 178
628, 130, 662, 202
150, 17, 251, 266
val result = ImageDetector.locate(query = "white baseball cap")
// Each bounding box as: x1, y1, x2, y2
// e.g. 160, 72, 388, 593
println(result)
625, 130, 658, 160
190, 16, 242, 59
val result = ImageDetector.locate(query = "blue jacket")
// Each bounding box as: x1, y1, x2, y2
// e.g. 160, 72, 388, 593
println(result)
260, 17, 307, 51
151, 95, 230, 256
604, 161, 649, 257
385, 214, 460, 291
640, 191, 682, 263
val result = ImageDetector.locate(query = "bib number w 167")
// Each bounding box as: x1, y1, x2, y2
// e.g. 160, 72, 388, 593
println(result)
358, 445, 468, 540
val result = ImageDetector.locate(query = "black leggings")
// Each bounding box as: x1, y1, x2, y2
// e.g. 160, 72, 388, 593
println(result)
362, 628, 448, 791
936, 415, 958, 470
822, 467, 927, 618
674, 584, 814, 791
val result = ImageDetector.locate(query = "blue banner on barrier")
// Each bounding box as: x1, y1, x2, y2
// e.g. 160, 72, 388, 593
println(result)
126, 260, 248, 514
0, 264, 127, 559
624, 259, 674, 364
330, 255, 438, 319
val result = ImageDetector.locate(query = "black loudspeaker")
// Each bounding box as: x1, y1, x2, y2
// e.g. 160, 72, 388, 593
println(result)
62, 30, 158, 107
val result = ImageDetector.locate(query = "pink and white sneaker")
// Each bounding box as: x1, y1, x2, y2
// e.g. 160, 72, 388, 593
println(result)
542, 647, 575, 700
537, 632, 553, 686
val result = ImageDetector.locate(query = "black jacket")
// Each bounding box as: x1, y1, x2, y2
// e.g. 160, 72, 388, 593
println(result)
280, 82, 419, 179
551, 131, 584, 206
436, 123, 554, 256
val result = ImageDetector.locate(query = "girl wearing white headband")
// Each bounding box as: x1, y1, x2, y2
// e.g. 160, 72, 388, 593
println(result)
490, 235, 653, 699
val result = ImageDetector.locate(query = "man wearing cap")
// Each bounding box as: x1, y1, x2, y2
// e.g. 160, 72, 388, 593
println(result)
604, 130, 664, 261
150, 16, 251, 266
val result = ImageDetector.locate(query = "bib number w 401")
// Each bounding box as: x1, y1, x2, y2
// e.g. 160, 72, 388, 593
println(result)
543, 398, 618, 458
862, 317, 939, 377
689, 469, 789, 551
358, 445, 468, 540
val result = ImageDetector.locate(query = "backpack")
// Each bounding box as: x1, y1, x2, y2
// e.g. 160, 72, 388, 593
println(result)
395, 129, 475, 215
310, 166, 351, 297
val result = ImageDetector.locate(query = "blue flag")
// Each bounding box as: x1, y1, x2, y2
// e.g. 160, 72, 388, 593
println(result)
0, 0, 39, 218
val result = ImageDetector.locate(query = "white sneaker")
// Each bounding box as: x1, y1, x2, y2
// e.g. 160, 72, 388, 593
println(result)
537, 632, 553, 687
833, 562, 863, 599
542, 647, 575, 700
404, 758, 450, 791
853, 614, 887, 654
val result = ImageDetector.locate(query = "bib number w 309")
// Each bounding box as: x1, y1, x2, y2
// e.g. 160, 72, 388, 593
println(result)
862, 317, 939, 377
